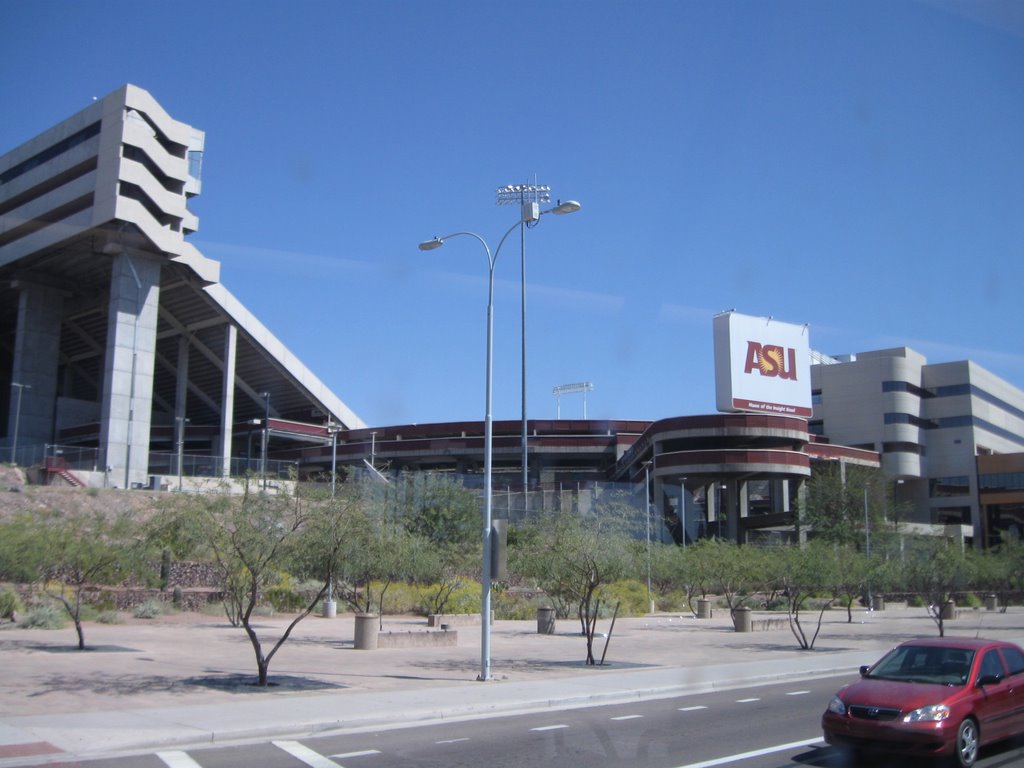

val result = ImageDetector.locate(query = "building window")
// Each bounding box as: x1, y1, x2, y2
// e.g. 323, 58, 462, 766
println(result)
808, 419, 824, 436
930, 476, 970, 497
980, 472, 1024, 492
883, 442, 924, 455
933, 506, 971, 526
188, 150, 204, 182
883, 380, 932, 398
811, 389, 822, 405
884, 412, 935, 428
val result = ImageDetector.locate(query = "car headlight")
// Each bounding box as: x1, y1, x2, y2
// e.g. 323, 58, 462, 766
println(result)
903, 704, 951, 723
827, 696, 847, 715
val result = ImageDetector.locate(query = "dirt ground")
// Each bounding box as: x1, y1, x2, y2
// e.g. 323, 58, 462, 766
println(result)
0, 465, 166, 520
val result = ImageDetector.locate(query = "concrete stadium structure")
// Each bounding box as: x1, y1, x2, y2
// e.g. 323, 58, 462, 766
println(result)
3, 85, 1022, 546
0, 85, 363, 489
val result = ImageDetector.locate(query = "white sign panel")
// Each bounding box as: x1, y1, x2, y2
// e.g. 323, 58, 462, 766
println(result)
713, 312, 811, 417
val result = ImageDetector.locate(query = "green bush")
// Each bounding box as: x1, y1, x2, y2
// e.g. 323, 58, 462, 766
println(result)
265, 585, 307, 613
494, 591, 546, 620
19, 604, 66, 629
0, 585, 24, 619
97, 610, 123, 624
596, 579, 651, 617
960, 593, 983, 609
133, 599, 164, 619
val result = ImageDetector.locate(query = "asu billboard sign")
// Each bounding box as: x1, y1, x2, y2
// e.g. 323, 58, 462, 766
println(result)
713, 311, 812, 418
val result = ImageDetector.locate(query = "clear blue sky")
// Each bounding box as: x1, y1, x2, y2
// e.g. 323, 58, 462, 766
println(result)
4, 0, 1023, 427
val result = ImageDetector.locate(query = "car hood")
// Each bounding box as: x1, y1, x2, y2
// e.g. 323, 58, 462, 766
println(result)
840, 678, 967, 712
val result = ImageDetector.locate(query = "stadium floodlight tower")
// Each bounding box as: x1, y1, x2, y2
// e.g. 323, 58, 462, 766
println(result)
418, 192, 580, 683
496, 183, 581, 493
553, 381, 594, 419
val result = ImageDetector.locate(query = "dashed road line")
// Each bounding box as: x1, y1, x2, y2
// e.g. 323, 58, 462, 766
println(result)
735, 698, 760, 703
672, 737, 823, 768
329, 750, 381, 759
531, 724, 569, 732
156, 752, 204, 768
435, 738, 470, 745
786, 690, 811, 696
679, 705, 708, 711
610, 714, 644, 721
274, 740, 343, 768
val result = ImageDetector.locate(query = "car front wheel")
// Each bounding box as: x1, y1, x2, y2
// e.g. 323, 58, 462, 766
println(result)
953, 718, 979, 768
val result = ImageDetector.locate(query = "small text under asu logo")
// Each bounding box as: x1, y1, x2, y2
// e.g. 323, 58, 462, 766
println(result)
744, 342, 798, 380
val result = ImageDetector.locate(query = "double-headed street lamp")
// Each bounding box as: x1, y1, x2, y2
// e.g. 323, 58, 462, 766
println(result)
418, 197, 579, 682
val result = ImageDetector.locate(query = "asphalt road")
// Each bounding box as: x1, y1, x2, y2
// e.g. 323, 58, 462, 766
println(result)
25, 674, 1024, 768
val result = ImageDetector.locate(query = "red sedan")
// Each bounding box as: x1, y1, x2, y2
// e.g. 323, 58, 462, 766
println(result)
822, 637, 1024, 767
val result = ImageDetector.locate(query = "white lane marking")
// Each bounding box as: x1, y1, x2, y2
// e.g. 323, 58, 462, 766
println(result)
157, 752, 203, 768
329, 750, 381, 759
435, 738, 470, 745
531, 724, 569, 731
736, 698, 760, 703
679, 705, 707, 711
611, 714, 644, 721
673, 737, 823, 768
786, 690, 811, 696
274, 740, 343, 768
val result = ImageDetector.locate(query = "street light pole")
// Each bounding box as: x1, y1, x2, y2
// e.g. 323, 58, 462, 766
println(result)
176, 416, 190, 491
260, 392, 270, 490
327, 422, 341, 498
420, 198, 580, 682
10, 382, 30, 465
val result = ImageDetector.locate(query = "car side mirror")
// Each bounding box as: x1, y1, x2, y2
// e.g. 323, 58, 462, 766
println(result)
860, 665, 870, 677
977, 673, 1003, 687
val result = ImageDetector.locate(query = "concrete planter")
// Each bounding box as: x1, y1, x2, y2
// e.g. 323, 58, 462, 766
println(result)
536, 606, 556, 635
733, 606, 752, 632
697, 599, 712, 619
354, 613, 379, 650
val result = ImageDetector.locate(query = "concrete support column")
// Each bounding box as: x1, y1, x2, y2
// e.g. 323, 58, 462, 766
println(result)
99, 251, 161, 489
795, 477, 808, 545
220, 324, 237, 477
8, 281, 64, 454
725, 479, 741, 542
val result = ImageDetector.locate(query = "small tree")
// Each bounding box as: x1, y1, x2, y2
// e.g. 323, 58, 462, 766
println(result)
156, 481, 348, 686
768, 542, 836, 649
824, 544, 870, 623
0, 510, 146, 649
899, 537, 975, 637
514, 509, 632, 664
702, 539, 765, 627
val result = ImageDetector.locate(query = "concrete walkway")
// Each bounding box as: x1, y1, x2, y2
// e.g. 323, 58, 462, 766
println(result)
2, 603, 1022, 766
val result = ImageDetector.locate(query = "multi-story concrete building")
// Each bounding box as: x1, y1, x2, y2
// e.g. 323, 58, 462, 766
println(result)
4, 85, 1022, 549
811, 347, 1024, 545
0, 85, 363, 488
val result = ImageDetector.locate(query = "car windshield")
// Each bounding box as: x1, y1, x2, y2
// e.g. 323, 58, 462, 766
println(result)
866, 645, 975, 686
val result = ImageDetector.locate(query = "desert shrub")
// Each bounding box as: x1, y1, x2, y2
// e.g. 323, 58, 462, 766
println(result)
77, 603, 101, 622
656, 588, 689, 613
959, 593, 983, 609
19, 604, 66, 629
0, 585, 23, 619
376, 581, 421, 615
265, 574, 321, 613
97, 610, 122, 624
596, 579, 651, 616
494, 590, 546, 620
133, 599, 164, 619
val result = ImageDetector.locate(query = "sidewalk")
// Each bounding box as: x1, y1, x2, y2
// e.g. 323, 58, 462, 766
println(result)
2, 604, 1022, 765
